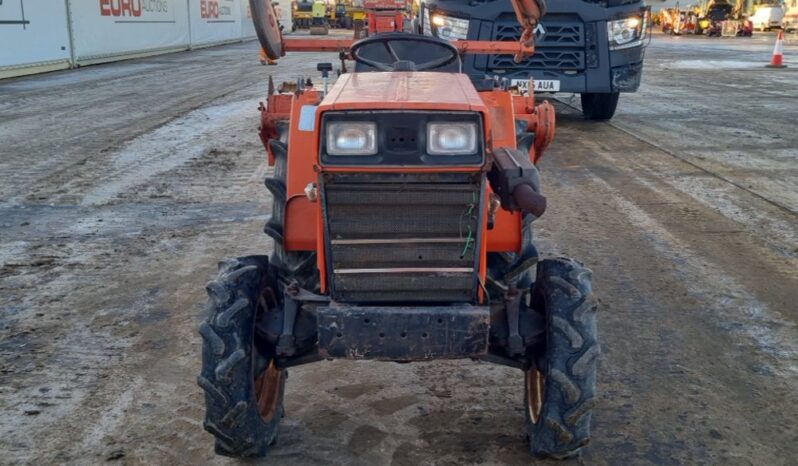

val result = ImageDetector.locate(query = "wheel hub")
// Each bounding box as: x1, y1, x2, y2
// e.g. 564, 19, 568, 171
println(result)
526, 367, 545, 424
255, 360, 283, 422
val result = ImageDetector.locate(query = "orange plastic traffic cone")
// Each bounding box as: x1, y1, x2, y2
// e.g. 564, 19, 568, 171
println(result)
766, 30, 787, 68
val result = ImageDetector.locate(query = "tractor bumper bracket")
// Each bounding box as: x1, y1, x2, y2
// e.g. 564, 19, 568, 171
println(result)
317, 305, 489, 361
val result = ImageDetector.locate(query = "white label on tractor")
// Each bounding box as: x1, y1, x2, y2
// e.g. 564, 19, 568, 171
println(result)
298, 105, 317, 132
512, 79, 560, 93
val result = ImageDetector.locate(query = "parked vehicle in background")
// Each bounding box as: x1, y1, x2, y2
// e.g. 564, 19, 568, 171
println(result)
661, 8, 687, 34
293, 0, 314, 29
694, 0, 735, 35
418, 0, 650, 121
784, 0, 798, 31
750, 5, 784, 30
273, 0, 294, 30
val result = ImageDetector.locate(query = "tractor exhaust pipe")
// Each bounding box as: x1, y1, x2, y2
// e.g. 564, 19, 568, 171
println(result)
488, 147, 547, 218
512, 183, 547, 218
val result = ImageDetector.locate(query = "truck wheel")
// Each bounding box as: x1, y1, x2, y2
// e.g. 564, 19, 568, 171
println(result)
264, 125, 318, 289
525, 258, 598, 459
580, 92, 619, 121
198, 256, 286, 457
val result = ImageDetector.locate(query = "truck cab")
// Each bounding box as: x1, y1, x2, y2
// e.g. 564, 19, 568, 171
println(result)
418, 0, 650, 120
751, 4, 785, 30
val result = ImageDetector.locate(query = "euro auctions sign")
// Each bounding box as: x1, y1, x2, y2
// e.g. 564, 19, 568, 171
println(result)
99, 0, 176, 22
200, 0, 235, 19
189, 0, 241, 46
199, 0, 236, 20
70, 0, 189, 62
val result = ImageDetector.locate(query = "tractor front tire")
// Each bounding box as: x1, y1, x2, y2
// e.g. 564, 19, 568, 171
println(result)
525, 258, 598, 459
198, 256, 286, 458
264, 127, 318, 289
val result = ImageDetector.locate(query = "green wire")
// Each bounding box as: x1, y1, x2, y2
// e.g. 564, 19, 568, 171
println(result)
460, 191, 477, 258
461, 227, 473, 258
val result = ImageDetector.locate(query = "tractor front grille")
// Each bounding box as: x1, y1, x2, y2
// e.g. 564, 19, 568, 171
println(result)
495, 22, 584, 46
491, 49, 585, 70
322, 173, 483, 303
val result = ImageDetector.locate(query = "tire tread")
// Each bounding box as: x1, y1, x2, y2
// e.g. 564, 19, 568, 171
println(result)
526, 257, 599, 459
198, 256, 285, 458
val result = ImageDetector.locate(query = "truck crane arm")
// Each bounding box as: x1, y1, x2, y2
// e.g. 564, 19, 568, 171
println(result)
510, 0, 546, 62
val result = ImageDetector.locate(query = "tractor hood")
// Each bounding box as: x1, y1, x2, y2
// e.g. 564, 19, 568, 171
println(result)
319, 72, 488, 114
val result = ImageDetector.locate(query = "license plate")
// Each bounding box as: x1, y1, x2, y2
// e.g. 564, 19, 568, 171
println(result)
511, 79, 560, 93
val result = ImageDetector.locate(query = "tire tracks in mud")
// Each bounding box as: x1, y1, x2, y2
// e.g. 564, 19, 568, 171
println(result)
533, 127, 798, 463
0, 41, 342, 464
554, 99, 798, 217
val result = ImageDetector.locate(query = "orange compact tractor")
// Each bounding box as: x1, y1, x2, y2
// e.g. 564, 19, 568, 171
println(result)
198, 0, 598, 460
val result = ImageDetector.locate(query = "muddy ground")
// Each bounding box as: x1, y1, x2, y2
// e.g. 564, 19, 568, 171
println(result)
1, 32, 797, 465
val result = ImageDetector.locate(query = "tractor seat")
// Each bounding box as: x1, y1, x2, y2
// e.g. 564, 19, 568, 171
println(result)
351, 32, 462, 73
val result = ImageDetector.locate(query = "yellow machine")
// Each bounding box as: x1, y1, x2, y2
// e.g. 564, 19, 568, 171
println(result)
333, 0, 354, 28
293, 0, 314, 29
310, 0, 330, 35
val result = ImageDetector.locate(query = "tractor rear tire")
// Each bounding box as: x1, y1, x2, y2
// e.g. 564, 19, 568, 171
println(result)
580, 92, 620, 121
525, 258, 598, 459
198, 256, 286, 458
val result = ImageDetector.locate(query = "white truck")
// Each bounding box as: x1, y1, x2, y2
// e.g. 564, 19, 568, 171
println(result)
784, 0, 798, 31
750, 4, 784, 30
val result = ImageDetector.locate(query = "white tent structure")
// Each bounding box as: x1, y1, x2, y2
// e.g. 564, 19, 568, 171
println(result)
1, 0, 259, 79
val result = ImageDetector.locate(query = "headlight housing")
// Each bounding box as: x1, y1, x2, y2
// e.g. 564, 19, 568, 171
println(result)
326, 122, 377, 156
321, 112, 484, 166
427, 122, 477, 155
424, 9, 470, 41
607, 13, 648, 50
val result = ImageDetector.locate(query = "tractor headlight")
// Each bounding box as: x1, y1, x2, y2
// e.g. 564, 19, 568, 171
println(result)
326, 122, 377, 155
608, 13, 647, 50
427, 122, 477, 155
427, 12, 470, 41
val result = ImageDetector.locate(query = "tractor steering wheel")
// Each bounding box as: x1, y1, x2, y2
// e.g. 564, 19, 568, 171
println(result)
350, 33, 461, 72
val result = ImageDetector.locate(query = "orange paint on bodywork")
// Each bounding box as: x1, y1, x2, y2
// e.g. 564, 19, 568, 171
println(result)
511, 93, 555, 164
480, 90, 516, 149
285, 91, 322, 200
284, 197, 316, 250
261, 70, 555, 294
320, 72, 487, 113
480, 90, 523, 255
